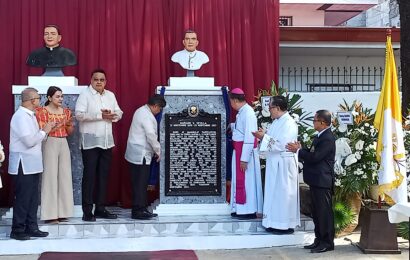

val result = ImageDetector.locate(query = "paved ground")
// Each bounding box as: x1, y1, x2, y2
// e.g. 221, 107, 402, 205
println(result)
197, 234, 409, 260
0, 233, 408, 259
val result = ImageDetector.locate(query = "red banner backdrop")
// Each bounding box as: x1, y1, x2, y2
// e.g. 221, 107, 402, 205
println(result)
0, 0, 279, 207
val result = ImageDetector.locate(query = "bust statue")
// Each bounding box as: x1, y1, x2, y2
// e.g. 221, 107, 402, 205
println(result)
26, 25, 77, 76
171, 30, 209, 76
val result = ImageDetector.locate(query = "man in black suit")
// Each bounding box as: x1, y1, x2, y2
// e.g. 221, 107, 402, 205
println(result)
286, 110, 336, 253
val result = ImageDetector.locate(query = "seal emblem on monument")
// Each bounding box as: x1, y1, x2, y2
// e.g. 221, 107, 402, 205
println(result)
188, 104, 199, 117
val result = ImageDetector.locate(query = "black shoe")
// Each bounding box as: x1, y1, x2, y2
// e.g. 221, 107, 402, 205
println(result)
304, 240, 319, 249
265, 227, 274, 232
26, 229, 49, 238
82, 214, 96, 222
271, 228, 294, 235
132, 210, 153, 220
10, 232, 30, 240
235, 213, 257, 220
94, 209, 117, 219
310, 246, 334, 253
143, 208, 158, 218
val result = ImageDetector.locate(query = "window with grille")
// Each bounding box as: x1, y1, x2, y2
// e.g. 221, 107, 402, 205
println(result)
279, 16, 293, 26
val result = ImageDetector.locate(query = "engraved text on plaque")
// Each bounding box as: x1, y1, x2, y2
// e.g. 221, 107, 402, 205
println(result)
165, 114, 221, 196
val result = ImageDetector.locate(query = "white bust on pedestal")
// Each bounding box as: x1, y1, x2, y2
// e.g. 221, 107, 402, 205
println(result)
171, 30, 209, 77
155, 33, 229, 214
169, 30, 215, 91
171, 49, 209, 71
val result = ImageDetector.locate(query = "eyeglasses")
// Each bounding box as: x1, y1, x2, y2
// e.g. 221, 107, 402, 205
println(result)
93, 78, 106, 82
31, 97, 41, 100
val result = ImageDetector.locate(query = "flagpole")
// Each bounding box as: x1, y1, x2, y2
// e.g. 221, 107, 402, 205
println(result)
376, 26, 408, 204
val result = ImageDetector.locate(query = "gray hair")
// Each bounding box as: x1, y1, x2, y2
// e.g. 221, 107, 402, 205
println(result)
21, 87, 39, 102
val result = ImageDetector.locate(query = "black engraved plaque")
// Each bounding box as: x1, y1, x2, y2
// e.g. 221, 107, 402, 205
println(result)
165, 113, 221, 196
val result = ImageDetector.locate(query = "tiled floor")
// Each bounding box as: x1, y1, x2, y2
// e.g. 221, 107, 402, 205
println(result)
0, 207, 314, 240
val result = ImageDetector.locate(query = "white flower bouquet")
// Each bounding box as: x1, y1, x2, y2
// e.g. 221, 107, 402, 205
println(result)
332, 100, 379, 200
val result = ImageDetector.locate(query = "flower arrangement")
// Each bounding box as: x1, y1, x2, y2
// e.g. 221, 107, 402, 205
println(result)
332, 100, 379, 200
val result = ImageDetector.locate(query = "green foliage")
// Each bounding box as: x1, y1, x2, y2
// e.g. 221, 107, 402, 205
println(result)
333, 201, 356, 235
397, 221, 409, 240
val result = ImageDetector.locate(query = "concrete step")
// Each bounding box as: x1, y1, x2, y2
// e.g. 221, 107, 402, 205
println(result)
0, 207, 315, 254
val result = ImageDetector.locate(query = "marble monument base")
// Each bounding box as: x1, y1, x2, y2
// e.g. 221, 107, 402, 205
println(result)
0, 207, 314, 254
153, 203, 231, 216
156, 79, 228, 215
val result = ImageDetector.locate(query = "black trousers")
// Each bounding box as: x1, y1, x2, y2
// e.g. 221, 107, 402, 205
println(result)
12, 163, 40, 233
81, 148, 112, 215
310, 186, 335, 248
129, 160, 150, 212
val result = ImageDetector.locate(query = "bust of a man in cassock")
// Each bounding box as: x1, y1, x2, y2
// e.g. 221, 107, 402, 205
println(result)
26, 25, 77, 76
171, 30, 209, 75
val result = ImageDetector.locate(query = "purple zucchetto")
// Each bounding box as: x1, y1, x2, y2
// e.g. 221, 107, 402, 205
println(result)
230, 88, 244, 95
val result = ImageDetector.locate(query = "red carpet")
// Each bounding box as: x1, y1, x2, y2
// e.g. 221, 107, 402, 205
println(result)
39, 250, 198, 260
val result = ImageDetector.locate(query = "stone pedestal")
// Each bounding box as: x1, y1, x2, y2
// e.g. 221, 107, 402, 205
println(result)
12, 78, 87, 205
28, 76, 78, 86
357, 206, 401, 254
154, 78, 230, 215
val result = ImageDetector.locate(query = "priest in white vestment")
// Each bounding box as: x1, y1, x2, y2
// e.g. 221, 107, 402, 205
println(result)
171, 30, 209, 72
253, 96, 300, 234
229, 88, 263, 219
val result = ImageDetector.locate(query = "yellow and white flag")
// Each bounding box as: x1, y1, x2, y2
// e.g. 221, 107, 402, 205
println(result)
373, 32, 407, 204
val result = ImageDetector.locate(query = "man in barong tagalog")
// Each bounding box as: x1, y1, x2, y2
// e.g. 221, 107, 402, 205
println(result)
171, 30, 209, 76
75, 69, 123, 222
125, 94, 166, 220
229, 88, 263, 220
253, 96, 300, 235
26, 25, 77, 76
